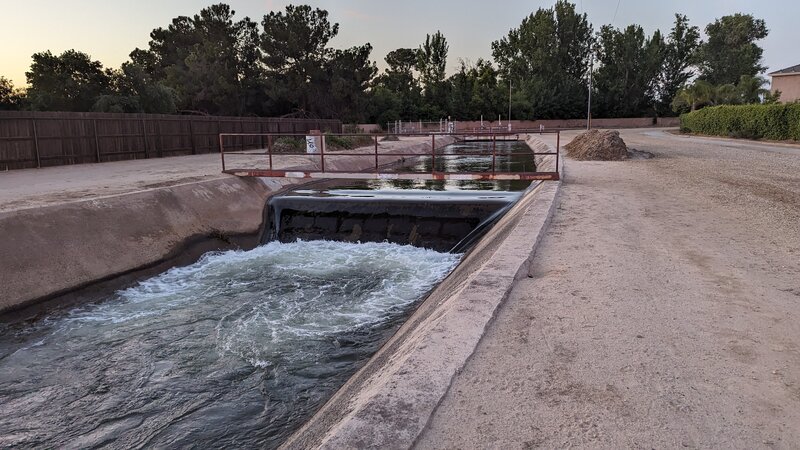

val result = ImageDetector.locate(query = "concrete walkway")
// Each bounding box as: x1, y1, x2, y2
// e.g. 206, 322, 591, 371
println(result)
417, 129, 800, 448
0, 137, 427, 213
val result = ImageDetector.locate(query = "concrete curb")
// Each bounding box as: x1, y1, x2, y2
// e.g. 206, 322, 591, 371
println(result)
281, 135, 563, 450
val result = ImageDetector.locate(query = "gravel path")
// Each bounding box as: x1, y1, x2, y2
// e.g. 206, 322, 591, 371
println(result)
416, 129, 800, 449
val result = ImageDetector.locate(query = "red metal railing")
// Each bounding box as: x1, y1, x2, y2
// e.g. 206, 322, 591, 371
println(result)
218, 131, 560, 181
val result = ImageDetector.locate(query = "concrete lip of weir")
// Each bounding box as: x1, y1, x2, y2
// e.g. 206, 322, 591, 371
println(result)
266, 190, 521, 252
281, 135, 562, 449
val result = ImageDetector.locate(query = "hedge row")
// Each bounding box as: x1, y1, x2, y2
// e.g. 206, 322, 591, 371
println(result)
680, 103, 800, 141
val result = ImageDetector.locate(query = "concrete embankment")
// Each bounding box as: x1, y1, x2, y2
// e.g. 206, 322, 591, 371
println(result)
281, 134, 562, 449
0, 136, 454, 315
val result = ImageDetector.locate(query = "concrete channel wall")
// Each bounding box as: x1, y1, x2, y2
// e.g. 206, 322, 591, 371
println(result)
0, 137, 455, 315
281, 135, 562, 449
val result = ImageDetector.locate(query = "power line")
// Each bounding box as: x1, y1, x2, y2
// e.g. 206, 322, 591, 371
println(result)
612, 0, 622, 25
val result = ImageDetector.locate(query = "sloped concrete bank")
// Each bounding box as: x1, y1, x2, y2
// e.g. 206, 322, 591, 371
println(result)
281, 135, 562, 449
0, 137, 454, 315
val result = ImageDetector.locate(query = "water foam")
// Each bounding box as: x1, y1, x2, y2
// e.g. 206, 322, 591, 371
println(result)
0, 240, 460, 448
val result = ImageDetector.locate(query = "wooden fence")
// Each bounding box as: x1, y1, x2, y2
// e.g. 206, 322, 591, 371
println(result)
0, 111, 342, 170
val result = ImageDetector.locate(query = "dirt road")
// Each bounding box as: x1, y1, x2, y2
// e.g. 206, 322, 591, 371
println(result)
417, 129, 800, 448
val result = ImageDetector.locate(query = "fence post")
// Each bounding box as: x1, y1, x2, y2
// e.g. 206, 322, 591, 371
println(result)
219, 133, 226, 171
188, 119, 197, 155
268, 134, 273, 171
93, 119, 101, 163
156, 120, 163, 158
31, 118, 41, 168
141, 118, 149, 159
217, 120, 222, 152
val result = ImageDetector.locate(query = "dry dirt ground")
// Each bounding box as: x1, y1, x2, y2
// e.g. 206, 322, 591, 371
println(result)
416, 129, 800, 449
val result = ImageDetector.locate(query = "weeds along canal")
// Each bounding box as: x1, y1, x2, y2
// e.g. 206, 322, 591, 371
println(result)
0, 139, 535, 449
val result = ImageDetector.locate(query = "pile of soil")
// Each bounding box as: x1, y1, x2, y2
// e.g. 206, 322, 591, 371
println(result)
565, 129, 628, 161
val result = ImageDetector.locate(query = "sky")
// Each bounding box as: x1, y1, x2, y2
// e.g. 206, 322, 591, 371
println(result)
2, 0, 799, 87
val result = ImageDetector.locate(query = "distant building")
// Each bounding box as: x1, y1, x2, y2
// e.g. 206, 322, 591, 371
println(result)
769, 64, 800, 102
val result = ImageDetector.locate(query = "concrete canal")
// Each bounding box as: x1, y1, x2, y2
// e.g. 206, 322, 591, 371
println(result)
0, 139, 537, 448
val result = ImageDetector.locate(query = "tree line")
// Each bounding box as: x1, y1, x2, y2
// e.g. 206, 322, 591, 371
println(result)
0, 2, 777, 123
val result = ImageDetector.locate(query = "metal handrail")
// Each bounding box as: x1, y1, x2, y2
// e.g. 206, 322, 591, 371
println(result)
219, 131, 560, 181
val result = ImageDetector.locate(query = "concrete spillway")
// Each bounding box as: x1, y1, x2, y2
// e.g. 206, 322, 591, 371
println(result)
0, 137, 547, 449
266, 189, 520, 252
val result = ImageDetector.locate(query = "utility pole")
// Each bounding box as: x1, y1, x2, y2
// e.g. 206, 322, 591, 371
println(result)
587, 53, 593, 130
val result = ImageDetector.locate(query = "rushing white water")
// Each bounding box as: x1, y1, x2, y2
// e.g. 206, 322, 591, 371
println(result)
0, 240, 460, 449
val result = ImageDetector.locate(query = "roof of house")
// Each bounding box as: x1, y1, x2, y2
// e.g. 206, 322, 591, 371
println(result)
770, 63, 800, 76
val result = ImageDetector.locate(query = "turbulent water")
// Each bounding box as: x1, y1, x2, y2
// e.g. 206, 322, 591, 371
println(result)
0, 240, 460, 449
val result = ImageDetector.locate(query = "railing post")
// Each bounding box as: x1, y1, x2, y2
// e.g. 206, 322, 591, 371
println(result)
267, 134, 273, 171
431, 134, 436, 174
492, 133, 497, 173
219, 134, 226, 171
319, 132, 325, 172
31, 118, 41, 168
374, 135, 379, 170
556, 130, 560, 174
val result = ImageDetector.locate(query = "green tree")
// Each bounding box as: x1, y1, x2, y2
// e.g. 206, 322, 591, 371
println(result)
714, 83, 740, 106
0, 77, 24, 110
698, 14, 768, 85
381, 48, 418, 92
656, 14, 701, 115
447, 59, 502, 120
94, 63, 176, 113
374, 48, 422, 119
131, 3, 260, 115
261, 5, 339, 115
491, 0, 593, 119
314, 44, 377, 122
736, 74, 770, 104
469, 60, 503, 119
26, 50, 111, 111
671, 80, 715, 112
365, 86, 402, 126
416, 31, 449, 118
594, 25, 665, 117
448, 60, 474, 119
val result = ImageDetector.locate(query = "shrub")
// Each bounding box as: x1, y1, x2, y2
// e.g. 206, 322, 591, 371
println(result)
272, 136, 305, 153
680, 103, 800, 141
325, 133, 374, 150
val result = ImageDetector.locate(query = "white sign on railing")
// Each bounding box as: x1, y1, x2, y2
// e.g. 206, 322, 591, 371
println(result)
306, 136, 318, 153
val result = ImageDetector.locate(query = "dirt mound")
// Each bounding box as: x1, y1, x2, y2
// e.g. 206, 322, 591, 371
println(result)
565, 130, 628, 161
